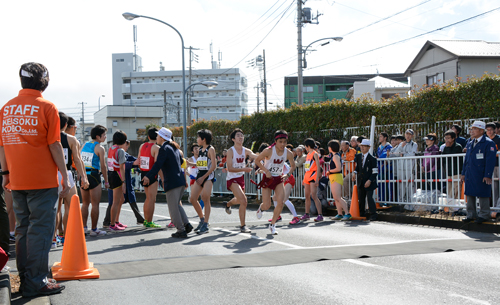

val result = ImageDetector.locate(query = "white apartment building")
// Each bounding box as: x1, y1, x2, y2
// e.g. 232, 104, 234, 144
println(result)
112, 53, 249, 125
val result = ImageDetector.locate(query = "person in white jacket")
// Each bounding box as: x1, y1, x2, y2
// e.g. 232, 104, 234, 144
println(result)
392, 129, 418, 202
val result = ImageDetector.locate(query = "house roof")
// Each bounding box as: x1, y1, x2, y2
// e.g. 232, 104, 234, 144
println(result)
367, 76, 411, 89
404, 40, 500, 76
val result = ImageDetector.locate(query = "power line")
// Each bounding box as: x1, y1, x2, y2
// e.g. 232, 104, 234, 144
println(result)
220, 0, 287, 48
294, 6, 500, 73
339, 0, 432, 37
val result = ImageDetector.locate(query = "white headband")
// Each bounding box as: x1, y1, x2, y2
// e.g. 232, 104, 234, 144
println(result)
21, 69, 47, 78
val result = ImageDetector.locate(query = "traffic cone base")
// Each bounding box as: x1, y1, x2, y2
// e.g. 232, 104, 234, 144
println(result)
52, 194, 99, 281
52, 262, 99, 281
349, 185, 366, 220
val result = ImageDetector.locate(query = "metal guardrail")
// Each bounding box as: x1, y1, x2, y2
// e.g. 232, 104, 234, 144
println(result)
110, 152, 500, 213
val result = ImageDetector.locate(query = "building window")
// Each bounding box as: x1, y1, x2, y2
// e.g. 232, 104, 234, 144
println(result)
123, 79, 131, 84
123, 95, 131, 99
113, 120, 118, 127
136, 80, 143, 84
145, 95, 150, 99
115, 59, 124, 62
427, 72, 444, 85
221, 108, 227, 112
174, 95, 180, 98
161, 79, 164, 82
229, 109, 235, 112
318, 85, 323, 94
290, 86, 295, 92
303, 86, 313, 93
167, 79, 172, 82
174, 80, 180, 82
221, 92, 227, 96
229, 77, 235, 80
137, 97, 143, 99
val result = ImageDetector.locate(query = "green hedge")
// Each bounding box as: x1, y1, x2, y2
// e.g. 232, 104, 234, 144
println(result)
171, 73, 500, 151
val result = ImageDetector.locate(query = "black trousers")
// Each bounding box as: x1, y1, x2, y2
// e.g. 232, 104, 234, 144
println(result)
357, 184, 377, 217
103, 189, 144, 226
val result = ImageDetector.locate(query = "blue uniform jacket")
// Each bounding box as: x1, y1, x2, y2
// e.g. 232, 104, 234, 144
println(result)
461, 135, 496, 197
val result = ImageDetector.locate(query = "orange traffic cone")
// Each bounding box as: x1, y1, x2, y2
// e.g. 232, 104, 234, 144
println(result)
52, 194, 99, 280
349, 185, 366, 220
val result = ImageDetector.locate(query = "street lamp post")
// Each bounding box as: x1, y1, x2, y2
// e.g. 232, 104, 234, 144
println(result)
122, 12, 189, 155
298, 37, 342, 106
98, 95, 105, 110
183, 81, 218, 123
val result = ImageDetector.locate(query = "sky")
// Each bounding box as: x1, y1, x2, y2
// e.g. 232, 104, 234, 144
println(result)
1, 0, 499, 122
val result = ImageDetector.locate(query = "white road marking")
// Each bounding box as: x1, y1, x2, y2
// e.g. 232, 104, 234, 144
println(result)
447, 293, 491, 305
342, 259, 380, 268
212, 227, 303, 249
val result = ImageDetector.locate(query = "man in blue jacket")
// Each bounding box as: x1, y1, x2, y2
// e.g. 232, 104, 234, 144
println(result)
461, 121, 496, 224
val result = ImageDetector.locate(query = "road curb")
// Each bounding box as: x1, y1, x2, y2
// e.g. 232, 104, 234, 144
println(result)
0, 270, 11, 305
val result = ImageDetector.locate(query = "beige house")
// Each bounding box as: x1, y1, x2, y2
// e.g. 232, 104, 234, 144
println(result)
405, 40, 500, 88
353, 76, 410, 100
93, 105, 163, 142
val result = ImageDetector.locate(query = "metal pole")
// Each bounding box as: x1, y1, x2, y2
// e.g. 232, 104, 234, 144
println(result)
297, 0, 303, 106
188, 47, 192, 124
163, 90, 167, 126
263, 49, 267, 112
256, 82, 260, 113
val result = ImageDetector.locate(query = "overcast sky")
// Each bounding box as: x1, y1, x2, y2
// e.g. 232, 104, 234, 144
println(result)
1, 0, 499, 121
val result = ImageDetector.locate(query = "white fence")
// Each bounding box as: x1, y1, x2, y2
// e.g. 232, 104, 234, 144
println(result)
123, 153, 500, 212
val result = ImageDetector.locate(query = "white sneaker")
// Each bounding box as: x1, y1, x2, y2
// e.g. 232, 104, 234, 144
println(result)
269, 224, 278, 235
256, 204, 263, 219
84, 227, 90, 235
90, 229, 107, 237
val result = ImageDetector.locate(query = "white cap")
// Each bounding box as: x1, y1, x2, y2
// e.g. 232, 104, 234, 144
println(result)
360, 139, 371, 146
156, 127, 172, 141
471, 121, 486, 130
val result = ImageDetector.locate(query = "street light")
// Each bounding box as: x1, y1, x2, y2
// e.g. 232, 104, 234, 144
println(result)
98, 95, 105, 110
122, 12, 189, 155
298, 36, 342, 105
183, 81, 218, 121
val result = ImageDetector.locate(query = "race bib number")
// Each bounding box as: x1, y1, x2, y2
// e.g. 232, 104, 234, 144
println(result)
63, 148, 69, 164
107, 158, 114, 171
269, 165, 283, 176
140, 156, 150, 170
82, 152, 94, 168
197, 157, 208, 170
304, 162, 311, 172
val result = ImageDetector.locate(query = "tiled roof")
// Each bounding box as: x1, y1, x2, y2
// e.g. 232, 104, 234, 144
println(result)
431, 40, 500, 57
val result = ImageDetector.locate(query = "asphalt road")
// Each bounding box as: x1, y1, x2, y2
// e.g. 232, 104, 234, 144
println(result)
8, 199, 500, 305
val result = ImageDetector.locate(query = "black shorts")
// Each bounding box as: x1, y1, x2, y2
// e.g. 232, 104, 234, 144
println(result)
108, 171, 123, 189
196, 172, 215, 188
141, 171, 157, 187
83, 170, 101, 190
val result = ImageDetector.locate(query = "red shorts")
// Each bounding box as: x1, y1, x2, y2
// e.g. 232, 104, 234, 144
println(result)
227, 175, 245, 191
190, 179, 195, 186
259, 176, 283, 190
284, 174, 295, 187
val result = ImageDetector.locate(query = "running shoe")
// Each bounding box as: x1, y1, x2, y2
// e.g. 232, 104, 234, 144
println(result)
300, 214, 310, 222
194, 221, 204, 232
51, 239, 57, 249
90, 229, 107, 236
144, 221, 161, 228
269, 224, 278, 235
143, 220, 147, 227
268, 215, 282, 222
197, 222, 209, 234
289, 216, 301, 225
185, 223, 194, 234
314, 215, 324, 222
240, 225, 251, 233
115, 222, 128, 228
167, 222, 176, 228
60, 237, 65, 245
56, 235, 62, 246
171, 231, 188, 238
109, 224, 125, 231
256, 204, 263, 219
331, 214, 343, 221
224, 201, 231, 215
341, 214, 352, 221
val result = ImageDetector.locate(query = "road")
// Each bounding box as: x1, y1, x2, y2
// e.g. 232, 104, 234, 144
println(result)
9, 199, 500, 305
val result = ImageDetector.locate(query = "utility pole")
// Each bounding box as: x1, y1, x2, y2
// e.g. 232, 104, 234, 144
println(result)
79, 101, 86, 144
254, 82, 260, 113
187, 46, 200, 125
163, 90, 167, 126
263, 49, 268, 112
297, 0, 303, 106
